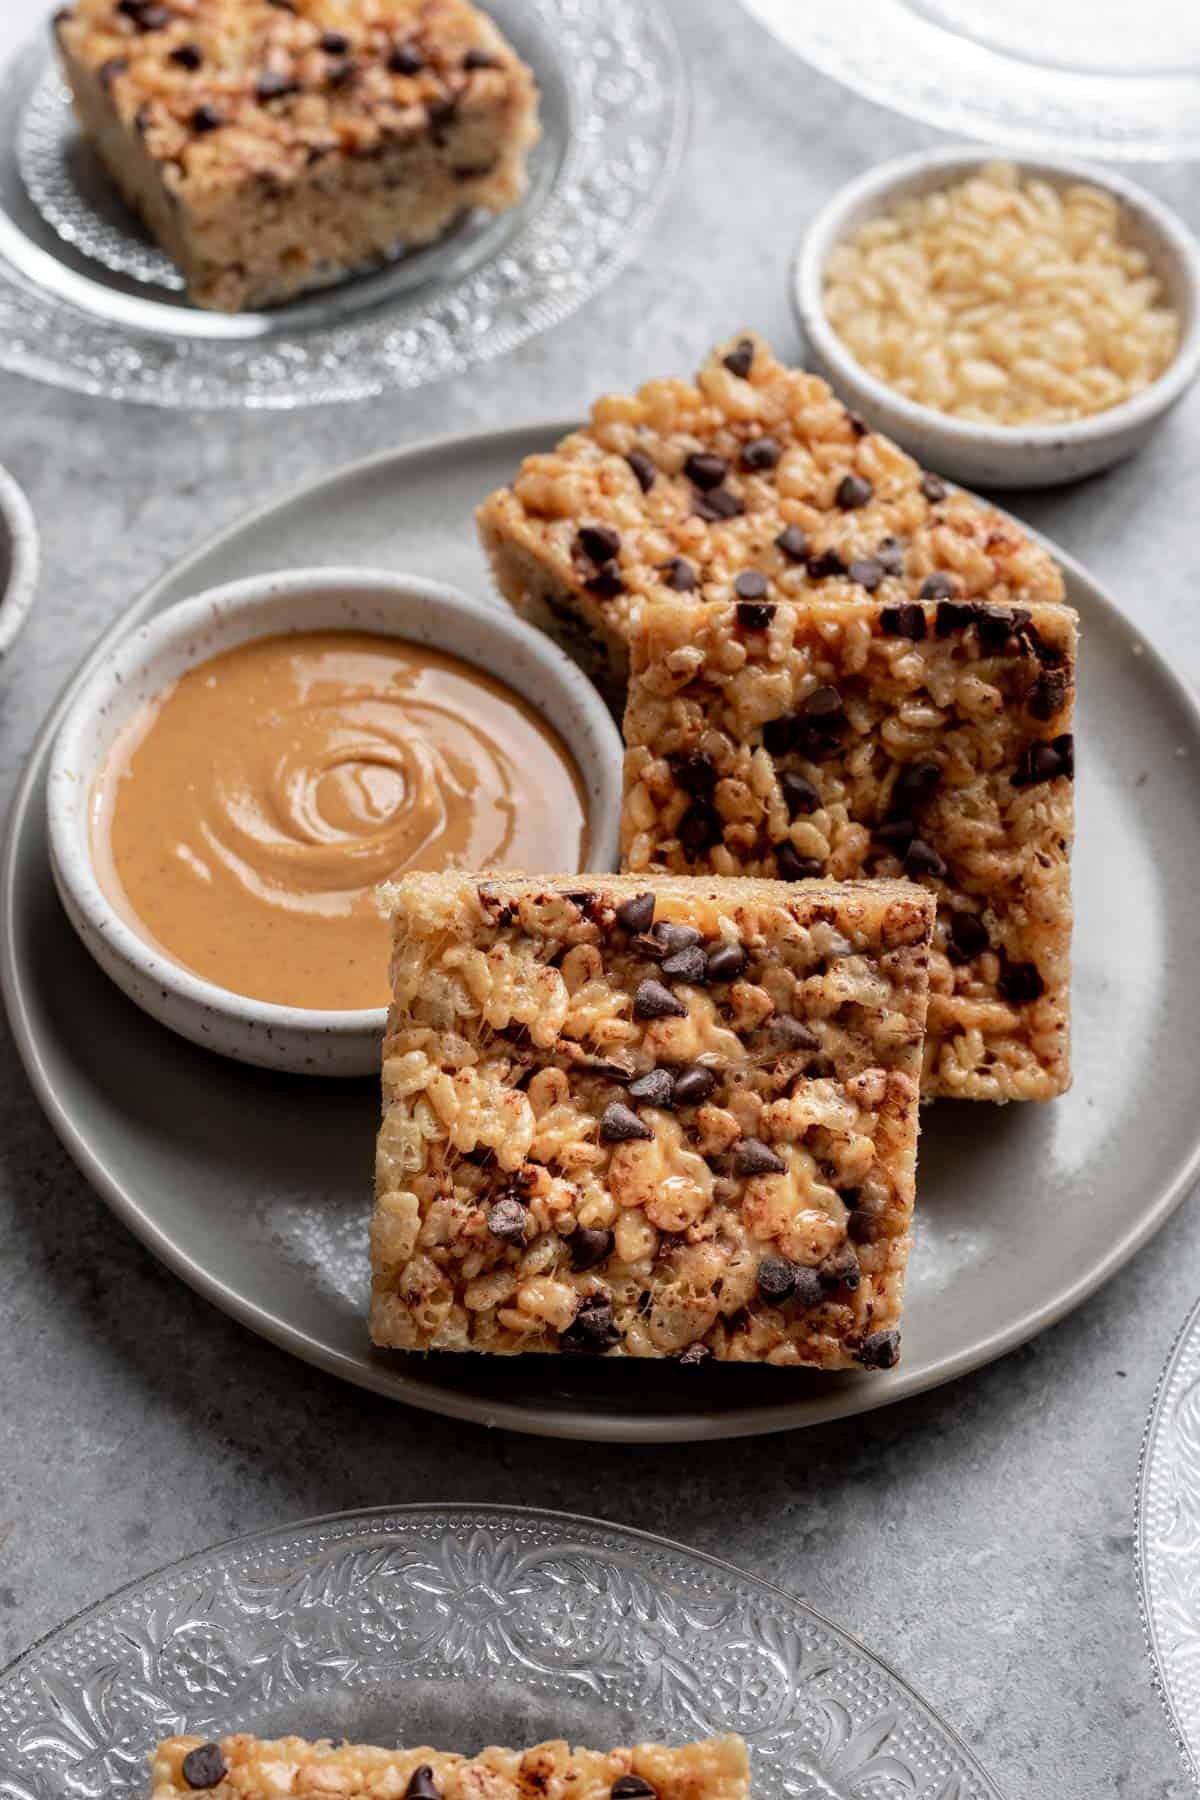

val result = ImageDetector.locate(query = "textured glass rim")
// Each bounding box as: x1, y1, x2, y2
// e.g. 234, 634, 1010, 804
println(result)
0, 1501, 1007, 1799
0, 4, 690, 407
1135, 1294, 1200, 1786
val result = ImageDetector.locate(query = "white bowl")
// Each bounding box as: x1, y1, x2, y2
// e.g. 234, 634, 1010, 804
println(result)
47, 568, 624, 1077
0, 462, 39, 659
792, 146, 1200, 489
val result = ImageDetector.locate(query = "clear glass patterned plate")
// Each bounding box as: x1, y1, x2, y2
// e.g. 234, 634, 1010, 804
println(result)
0, 2, 687, 408
737, 0, 1200, 161
0, 1506, 1003, 1800
1137, 1295, 1200, 1783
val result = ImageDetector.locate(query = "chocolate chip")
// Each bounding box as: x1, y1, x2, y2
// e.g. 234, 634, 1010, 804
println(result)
780, 771, 820, 817
758, 1258, 823, 1307
320, 29, 351, 51
705, 942, 746, 982
685, 451, 728, 491
874, 818, 915, 854
881, 603, 927, 640
169, 42, 202, 67
569, 1227, 614, 1272
775, 524, 809, 562
487, 1196, 527, 1245
463, 46, 500, 67
904, 837, 947, 880
1011, 735, 1073, 787
741, 435, 781, 471
600, 1101, 654, 1144
819, 1245, 860, 1291
256, 71, 301, 99
562, 1294, 620, 1354
677, 803, 721, 859
891, 760, 941, 813
798, 685, 845, 729
734, 569, 768, 601
737, 600, 775, 632
666, 748, 716, 797
577, 523, 620, 564
949, 910, 990, 957
182, 1745, 227, 1791
693, 487, 744, 522
859, 1329, 901, 1369
677, 1343, 711, 1366
584, 561, 624, 599
847, 1207, 877, 1245
846, 410, 869, 437
659, 556, 697, 591
616, 891, 655, 934
849, 557, 884, 592
117, 0, 168, 27
389, 40, 424, 73
920, 472, 947, 503
722, 338, 755, 378
98, 56, 129, 86
1027, 669, 1070, 721
403, 1771, 440, 1800
775, 842, 823, 881
661, 945, 708, 984
427, 95, 459, 132
628, 1068, 674, 1107
774, 1015, 820, 1051
876, 537, 905, 577
734, 1137, 787, 1177
998, 961, 1044, 1004
634, 979, 687, 1020
807, 548, 847, 579
836, 473, 873, 509
652, 921, 703, 953
935, 599, 979, 636
920, 572, 958, 601
191, 103, 223, 131
672, 1064, 718, 1106
976, 605, 1030, 652
762, 715, 794, 754
626, 448, 656, 492
612, 1779, 657, 1800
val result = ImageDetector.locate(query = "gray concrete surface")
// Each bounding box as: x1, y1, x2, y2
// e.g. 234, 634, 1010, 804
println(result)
1, 2, 1198, 1795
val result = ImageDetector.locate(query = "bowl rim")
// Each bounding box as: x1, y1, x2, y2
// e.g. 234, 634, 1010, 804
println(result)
47, 564, 624, 1040
792, 143, 1200, 453
0, 461, 39, 659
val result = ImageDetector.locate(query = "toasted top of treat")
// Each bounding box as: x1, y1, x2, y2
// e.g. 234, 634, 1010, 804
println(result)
55, 0, 532, 196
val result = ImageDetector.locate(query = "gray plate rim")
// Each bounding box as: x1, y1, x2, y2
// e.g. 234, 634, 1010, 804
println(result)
4, 418, 1200, 1443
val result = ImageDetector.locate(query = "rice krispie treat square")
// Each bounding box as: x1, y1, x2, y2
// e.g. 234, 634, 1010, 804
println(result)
476, 333, 1064, 703
151, 1735, 751, 1800
621, 594, 1076, 1103
370, 871, 934, 1371
54, 0, 539, 312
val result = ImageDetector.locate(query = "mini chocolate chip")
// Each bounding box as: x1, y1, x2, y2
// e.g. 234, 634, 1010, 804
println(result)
819, 1245, 860, 1291
904, 837, 947, 880
741, 434, 781, 471
836, 473, 873, 509
775, 842, 823, 881
693, 487, 744, 521
599, 1101, 654, 1144
734, 1137, 787, 1177
875, 818, 915, 853
463, 46, 500, 67
182, 1745, 227, 1790
328, 55, 357, 84
628, 1068, 674, 1107
920, 472, 947, 503
562, 1294, 620, 1354
762, 715, 794, 754
612, 1779, 657, 1800
677, 803, 721, 859
584, 561, 623, 598
406, 1766, 440, 1800
734, 569, 769, 600
123, 0, 169, 27
191, 103, 223, 131
169, 41, 203, 67
807, 548, 847, 579
1011, 736, 1073, 787
737, 599, 775, 630
678, 1343, 712, 1365
98, 56, 129, 86
849, 557, 884, 592
722, 338, 755, 378
389, 40, 424, 73
1026, 669, 1070, 721
935, 599, 979, 636
705, 942, 747, 982
775, 524, 809, 562
876, 537, 905, 576
428, 95, 459, 132
949, 910, 990, 956
634, 979, 687, 1020
780, 771, 820, 817
859, 1330, 901, 1369
659, 556, 697, 591
626, 448, 656, 492
652, 921, 703, 953
920, 572, 958, 601
798, 685, 845, 728
616, 891, 655, 934
847, 1208, 877, 1245
577, 523, 620, 563
774, 1015, 820, 1051
320, 29, 351, 51
487, 1196, 527, 1245
998, 961, 1045, 1004
666, 748, 716, 797
685, 451, 728, 490
881, 603, 927, 640
891, 760, 941, 812
976, 605, 1030, 652
661, 945, 708, 984
256, 71, 301, 99
672, 1064, 718, 1106
756, 1255, 798, 1302
569, 1226, 614, 1272
846, 410, 869, 436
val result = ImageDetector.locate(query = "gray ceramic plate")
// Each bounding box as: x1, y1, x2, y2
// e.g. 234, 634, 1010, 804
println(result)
0, 1505, 1004, 1800
4, 422, 1200, 1443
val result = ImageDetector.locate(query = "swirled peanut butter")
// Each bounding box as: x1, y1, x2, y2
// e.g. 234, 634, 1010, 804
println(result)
91, 630, 590, 1011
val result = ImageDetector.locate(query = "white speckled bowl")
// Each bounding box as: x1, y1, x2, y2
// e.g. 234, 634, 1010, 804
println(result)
0, 462, 39, 659
47, 568, 624, 1077
792, 146, 1200, 489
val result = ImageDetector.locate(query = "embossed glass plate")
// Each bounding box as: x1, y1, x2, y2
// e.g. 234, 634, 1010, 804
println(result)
737, 0, 1200, 161
1136, 1295, 1200, 1783
0, 2, 686, 407
0, 1505, 1005, 1799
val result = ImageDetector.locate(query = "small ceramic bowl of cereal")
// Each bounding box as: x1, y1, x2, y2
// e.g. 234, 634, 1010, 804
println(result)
792, 147, 1200, 489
